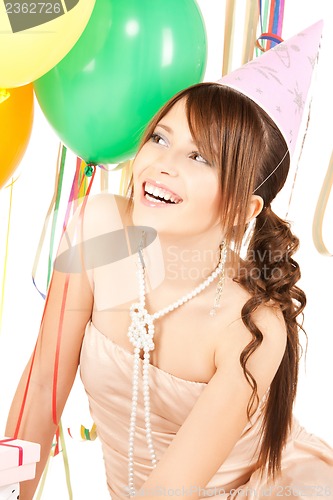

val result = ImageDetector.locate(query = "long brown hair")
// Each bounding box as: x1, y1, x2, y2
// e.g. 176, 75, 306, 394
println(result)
127, 83, 306, 479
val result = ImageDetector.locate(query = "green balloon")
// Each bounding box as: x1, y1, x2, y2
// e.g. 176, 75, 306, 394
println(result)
34, 0, 207, 164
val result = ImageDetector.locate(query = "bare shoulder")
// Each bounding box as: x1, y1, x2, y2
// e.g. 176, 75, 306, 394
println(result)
58, 193, 132, 251
80, 192, 130, 230
214, 278, 287, 398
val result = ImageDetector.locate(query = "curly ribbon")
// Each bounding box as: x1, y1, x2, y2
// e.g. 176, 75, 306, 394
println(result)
31, 144, 67, 300
35, 453, 51, 500
259, 0, 269, 35
312, 150, 333, 256
46, 145, 68, 290
222, 0, 237, 76
59, 421, 73, 498
62, 156, 86, 233
242, 0, 260, 64
257, 0, 285, 53
255, 32, 283, 52
14, 149, 97, 498
38, 160, 96, 497
67, 422, 97, 441
35, 422, 73, 499
222, 0, 285, 74
51, 164, 97, 427
81, 422, 97, 441
100, 164, 109, 192
14, 145, 69, 436
267, 0, 285, 48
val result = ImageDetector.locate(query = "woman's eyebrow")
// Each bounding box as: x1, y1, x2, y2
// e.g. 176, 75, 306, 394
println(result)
155, 123, 173, 134
156, 123, 196, 145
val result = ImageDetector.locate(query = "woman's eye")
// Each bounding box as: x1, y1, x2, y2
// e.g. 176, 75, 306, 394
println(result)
150, 133, 167, 146
190, 152, 209, 164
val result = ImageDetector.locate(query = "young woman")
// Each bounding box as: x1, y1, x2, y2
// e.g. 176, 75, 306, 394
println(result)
6, 24, 333, 500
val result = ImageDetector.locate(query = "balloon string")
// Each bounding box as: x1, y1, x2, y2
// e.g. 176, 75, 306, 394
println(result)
46, 145, 67, 289
38, 155, 93, 497
241, 0, 260, 64
257, 0, 284, 53
73, 158, 83, 211
0, 176, 15, 335
222, 0, 237, 76
262, 0, 270, 45
267, 0, 276, 49
14, 154, 95, 493
51, 165, 96, 425
277, 0, 285, 36
63, 157, 93, 233
79, 159, 88, 201
14, 183, 68, 437
62, 157, 82, 234
13, 299, 47, 438
271, 0, 282, 37
312, 150, 333, 256
13, 148, 97, 497
31, 143, 63, 299
59, 420, 73, 499
52, 273, 70, 426
37, 161, 96, 494
35, 450, 52, 499
35, 423, 73, 499
100, 164, 109, 192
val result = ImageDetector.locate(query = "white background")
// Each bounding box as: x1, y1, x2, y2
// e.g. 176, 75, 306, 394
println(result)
0, 1, 333, 498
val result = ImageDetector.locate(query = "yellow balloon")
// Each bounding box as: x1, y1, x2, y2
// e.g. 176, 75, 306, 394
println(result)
0, 0, 96, 88
0, 84, 34, 189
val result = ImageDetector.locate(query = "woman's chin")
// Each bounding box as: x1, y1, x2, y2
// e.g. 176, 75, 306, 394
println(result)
132, 206, 158, 230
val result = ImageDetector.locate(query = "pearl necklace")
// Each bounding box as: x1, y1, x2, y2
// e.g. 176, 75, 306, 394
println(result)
127, 242, 227, 497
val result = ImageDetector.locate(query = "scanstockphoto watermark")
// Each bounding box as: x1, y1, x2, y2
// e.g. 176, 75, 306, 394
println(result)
124, 484, 332, 497
124, 486, 229, 497
166, 245, 288, 281
52, 216, 289, 280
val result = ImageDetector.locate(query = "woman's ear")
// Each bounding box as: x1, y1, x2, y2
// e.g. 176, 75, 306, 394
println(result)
246, 195, 264, 223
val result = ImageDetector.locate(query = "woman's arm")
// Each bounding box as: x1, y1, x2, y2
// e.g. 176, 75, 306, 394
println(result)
5, 200, 95, 500
138, 304, 287, 499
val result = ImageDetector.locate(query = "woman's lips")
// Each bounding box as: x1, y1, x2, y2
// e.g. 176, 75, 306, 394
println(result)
144, 179, 182, 199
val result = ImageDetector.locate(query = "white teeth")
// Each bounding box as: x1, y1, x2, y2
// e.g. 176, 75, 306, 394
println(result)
145, 184, 154, 195
144, 182, 182, 204
145, 193, 165, 203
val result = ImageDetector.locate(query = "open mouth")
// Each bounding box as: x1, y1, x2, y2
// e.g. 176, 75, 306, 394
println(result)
143, 182, 183, 205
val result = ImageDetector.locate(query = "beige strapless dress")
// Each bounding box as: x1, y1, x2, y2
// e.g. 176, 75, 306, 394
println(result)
80, 321, 333, 499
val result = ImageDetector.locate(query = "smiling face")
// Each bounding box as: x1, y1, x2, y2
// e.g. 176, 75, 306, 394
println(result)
132, 98, 222, 241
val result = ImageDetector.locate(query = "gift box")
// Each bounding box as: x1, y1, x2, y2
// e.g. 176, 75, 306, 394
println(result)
0, 483, 19, 500
0, 438, 40, 488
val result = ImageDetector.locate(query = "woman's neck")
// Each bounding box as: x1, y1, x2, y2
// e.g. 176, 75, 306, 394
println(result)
144, 231, 230, 294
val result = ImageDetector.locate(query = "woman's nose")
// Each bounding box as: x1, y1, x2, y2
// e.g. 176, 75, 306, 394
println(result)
154, 149, 179, 176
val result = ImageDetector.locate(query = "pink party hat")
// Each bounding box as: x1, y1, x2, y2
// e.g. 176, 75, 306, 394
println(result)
217, 20, 323, 156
